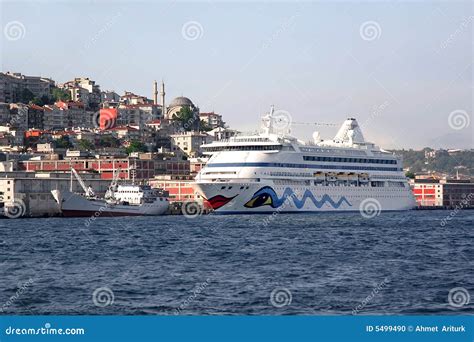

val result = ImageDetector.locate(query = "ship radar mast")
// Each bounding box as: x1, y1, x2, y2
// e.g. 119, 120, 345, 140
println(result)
260, 105, 274, 135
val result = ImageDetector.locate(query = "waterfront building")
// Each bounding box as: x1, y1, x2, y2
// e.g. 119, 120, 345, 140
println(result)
19, 156, 155, 180
411, 178, 474, 208
0, 171, 111, 217
150, 175, 198, 201
154, 159, 190, 175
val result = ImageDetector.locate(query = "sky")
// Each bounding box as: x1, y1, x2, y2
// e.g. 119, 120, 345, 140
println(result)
1, 0, 473, 149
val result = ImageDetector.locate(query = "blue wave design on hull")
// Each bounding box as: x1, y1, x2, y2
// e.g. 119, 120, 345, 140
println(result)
244, 186, 352, 209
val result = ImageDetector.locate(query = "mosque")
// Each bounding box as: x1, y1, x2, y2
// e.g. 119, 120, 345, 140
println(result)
153, 80, 199, 121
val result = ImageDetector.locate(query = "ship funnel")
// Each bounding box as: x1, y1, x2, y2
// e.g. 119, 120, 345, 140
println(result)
312, 131, 321, 143
334, 118, 365, 144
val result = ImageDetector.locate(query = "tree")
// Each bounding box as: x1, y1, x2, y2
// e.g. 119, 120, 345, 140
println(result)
405, 171, 415, 179
52, 87, 71, 102
199, 119, 212, 132
19, 88, 35, 103
97, 136, 120, 148
77, 139, 95, 151
55, 136, 73, 149
31, 95, 53, 106
126, 140, 147, 154
172, 106, 199, 131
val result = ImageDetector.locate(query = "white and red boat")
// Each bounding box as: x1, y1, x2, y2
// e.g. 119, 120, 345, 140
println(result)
51, 168, 169, 217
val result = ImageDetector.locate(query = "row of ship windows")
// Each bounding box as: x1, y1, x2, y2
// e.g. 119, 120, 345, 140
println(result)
273, 186, 407, 192
299, 148, 368, 156
303, 156, 397, 164
273, 192, 407, 198
207, 163, 402, 172
372, 175, 406, 180
204, 145, 281, 152
273, 180, 406, 187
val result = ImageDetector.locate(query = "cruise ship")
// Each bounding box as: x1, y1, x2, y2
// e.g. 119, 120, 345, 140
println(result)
193, 108, 416, 214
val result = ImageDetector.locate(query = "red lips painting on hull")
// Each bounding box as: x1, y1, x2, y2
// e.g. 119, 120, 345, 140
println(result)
206, 194, 237, 210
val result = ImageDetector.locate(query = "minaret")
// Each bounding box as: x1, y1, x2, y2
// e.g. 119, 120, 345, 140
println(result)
160, 80, 166, 118
153, 80, 158, 105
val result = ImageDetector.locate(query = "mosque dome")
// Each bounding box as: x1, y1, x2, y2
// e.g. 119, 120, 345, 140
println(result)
169, 96, 194, 108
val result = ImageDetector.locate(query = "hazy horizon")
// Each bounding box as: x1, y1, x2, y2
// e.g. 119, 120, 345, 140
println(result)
1, 0, 472, 149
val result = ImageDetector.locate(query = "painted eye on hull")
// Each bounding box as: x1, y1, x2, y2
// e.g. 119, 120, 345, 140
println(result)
244, 193, 274, 208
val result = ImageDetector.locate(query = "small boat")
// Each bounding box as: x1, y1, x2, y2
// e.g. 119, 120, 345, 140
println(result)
51, 168, 169, 217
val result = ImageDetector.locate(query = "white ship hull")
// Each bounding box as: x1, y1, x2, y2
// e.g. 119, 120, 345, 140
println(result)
194, 113, 416, 214
194, 181, 415, 214
51, 190, 168, 217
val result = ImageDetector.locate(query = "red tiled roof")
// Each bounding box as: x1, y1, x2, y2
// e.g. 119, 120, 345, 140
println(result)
106, 126, 139, 131
29, 104, 44, 110
53, 131, 77, 136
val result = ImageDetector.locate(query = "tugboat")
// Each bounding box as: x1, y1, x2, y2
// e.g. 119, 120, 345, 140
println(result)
51, 168, 169, 217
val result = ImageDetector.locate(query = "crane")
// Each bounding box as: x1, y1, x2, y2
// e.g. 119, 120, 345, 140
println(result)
70, 168, 96, 198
